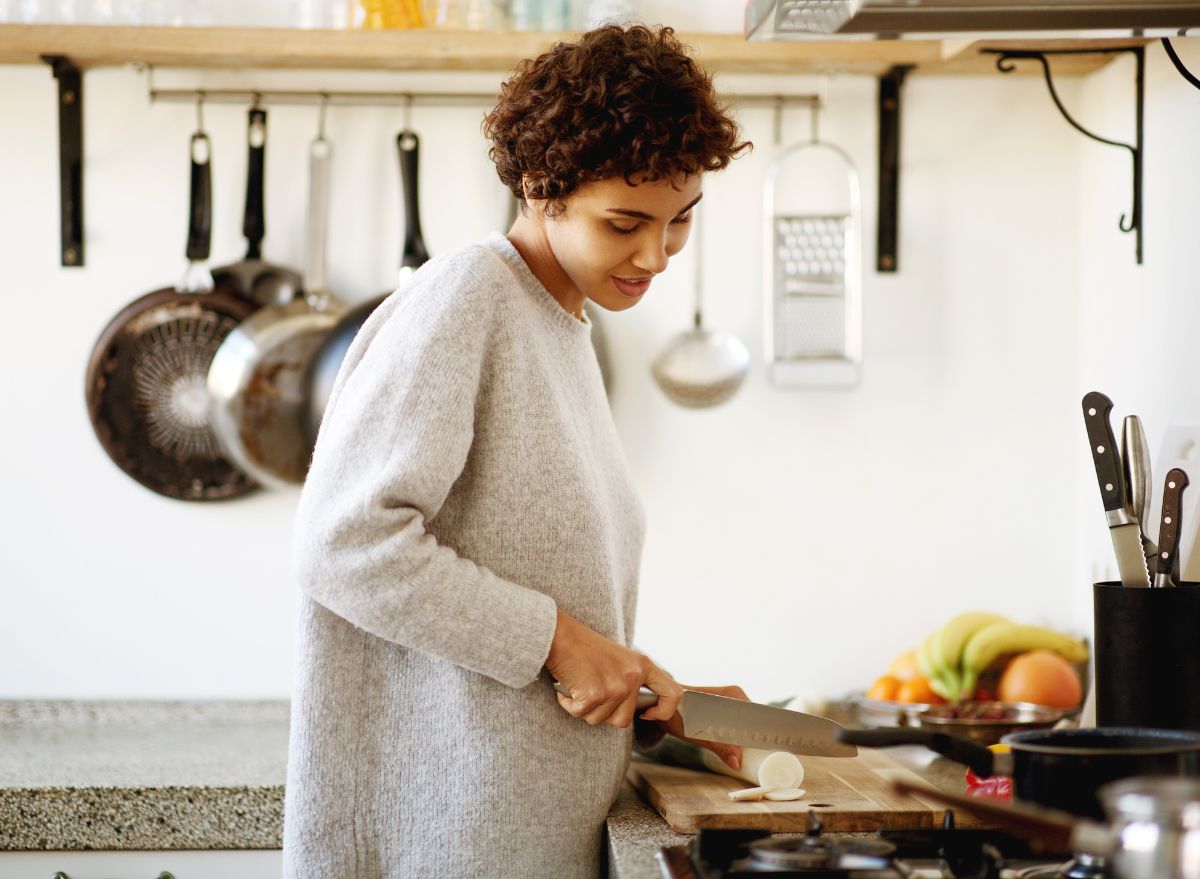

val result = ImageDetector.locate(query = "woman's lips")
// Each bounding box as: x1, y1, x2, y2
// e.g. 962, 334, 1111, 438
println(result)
612, 275, 652, 298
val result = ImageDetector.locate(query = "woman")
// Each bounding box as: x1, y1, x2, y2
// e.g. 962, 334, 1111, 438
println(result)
284, 24, 751, 878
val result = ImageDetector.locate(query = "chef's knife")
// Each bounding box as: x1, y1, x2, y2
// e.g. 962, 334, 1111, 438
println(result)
1122, 414, 1157, 564
1154, 468, 1189, 588
1082, 392, 1152, 588
552, 683, 857, 758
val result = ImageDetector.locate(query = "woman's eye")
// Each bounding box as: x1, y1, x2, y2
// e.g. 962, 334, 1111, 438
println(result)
607, 222, 638, 235
671, 213, 693, 226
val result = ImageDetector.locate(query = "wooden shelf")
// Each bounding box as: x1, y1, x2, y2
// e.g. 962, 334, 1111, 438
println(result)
0, 24, 1142, 76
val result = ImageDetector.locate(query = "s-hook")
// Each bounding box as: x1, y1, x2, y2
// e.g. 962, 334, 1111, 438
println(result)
984, 47, 1145, 265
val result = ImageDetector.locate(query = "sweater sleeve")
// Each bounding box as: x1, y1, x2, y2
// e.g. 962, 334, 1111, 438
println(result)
292, 263, 558, 689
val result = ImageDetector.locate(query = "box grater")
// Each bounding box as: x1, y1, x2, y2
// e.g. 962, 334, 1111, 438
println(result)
763, 139, 862, 387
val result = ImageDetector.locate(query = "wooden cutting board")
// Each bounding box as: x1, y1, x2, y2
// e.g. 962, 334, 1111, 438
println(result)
627, 749, 990, 833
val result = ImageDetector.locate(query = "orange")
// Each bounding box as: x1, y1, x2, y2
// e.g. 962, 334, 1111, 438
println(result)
997, 650, 1082, 708
885, 649, 921, 682
895, 676, 946, 704
866, 675, 901, 701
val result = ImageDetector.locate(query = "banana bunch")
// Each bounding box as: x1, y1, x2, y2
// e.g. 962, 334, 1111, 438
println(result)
917, 612, 1088, 702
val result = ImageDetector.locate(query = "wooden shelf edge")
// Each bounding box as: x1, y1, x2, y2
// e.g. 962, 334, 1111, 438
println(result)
0, 24, 1139, 76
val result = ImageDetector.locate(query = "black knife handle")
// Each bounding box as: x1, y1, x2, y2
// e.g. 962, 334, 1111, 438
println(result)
242, 107, 267, 260
836, 727, 996, 777
1158, 468, 1190, 577
1083, 392, 1127, 514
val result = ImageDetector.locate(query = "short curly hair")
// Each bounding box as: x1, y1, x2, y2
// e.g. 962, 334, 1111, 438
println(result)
483, 25, 751, 217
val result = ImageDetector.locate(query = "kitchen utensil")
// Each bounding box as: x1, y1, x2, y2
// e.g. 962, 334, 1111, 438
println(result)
85, 123, 258, 501
1084, 391, 1152, 588
763, 106, 862, 388
916, 701, 1069, 746
1102, 776, 1200, 879
212, 106, 303, 308
304, 127, 430, 445
1093, 581, 1200, 731
552, 683, 855, 757
838, 726, 1200, 820
628, 748, 990, 833
1155, 468, 1189, 587
207, 117, 345, 487
651, 213, 750, 408
1123, 414, 1157, 564
887, 777, 1117, 858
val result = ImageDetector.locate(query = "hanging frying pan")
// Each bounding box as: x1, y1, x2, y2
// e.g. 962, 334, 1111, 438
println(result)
85, 124, 258, 501
212, 106, 302, 307
206, 116, 345, 488
302, 127, 430, 446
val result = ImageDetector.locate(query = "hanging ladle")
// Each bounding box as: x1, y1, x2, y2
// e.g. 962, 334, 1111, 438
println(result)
651, 212, 750, 408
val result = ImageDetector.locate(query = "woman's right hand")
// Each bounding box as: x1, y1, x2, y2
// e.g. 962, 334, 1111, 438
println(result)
546, 607, 683, 730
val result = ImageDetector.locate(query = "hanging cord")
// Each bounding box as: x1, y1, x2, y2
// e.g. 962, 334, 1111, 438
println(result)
1162, 38, 1200, 91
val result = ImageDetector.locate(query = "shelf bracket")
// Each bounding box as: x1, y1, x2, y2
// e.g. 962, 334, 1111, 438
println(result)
41, 54, 84, 267
1161, 38, 1200, 92
877, 65, 911, 273
984, 47, 1144, 265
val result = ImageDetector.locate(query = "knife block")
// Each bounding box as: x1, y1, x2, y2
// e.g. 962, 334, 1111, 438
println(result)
1093, 581, 1200, 731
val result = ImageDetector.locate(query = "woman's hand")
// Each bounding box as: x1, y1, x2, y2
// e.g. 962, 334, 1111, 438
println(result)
546, 608, 684, 731
655, 684, 750, 771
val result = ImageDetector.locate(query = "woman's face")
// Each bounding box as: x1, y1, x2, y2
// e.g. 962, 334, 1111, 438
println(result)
535, 174, 702, 313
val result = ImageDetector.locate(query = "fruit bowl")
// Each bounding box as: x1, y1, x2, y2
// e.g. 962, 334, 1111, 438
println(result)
916, 700, 1071, 746
846, 693, 934, 729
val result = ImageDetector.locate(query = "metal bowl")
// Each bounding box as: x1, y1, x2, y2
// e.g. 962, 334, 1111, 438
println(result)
917, 701, 1070, 746
847, 693, 933, 728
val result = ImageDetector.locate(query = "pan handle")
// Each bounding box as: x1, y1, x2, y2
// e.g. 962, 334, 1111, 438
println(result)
836, 727, 997, 777
305, 134, 333, 298
398, 130, 430, 270
186, 132, 212, 263
242, 107, 267, 260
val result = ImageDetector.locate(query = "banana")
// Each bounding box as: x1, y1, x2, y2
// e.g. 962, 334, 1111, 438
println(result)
931, 611, 1011, 679
957, 622, 1089, 700
917, 631, 960, 702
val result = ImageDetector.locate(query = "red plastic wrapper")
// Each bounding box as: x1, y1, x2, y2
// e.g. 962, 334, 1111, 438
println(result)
964, 768, 1013, 800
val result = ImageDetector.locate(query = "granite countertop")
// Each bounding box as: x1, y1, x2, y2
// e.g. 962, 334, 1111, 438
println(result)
0, 700, 289, 850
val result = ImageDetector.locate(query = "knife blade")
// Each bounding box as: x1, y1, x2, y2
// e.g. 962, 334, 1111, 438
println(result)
1154, 468, 1189, 588
1082, 392, 1152, 588
1122, 414, 1158, 564
552, 683, 857, 758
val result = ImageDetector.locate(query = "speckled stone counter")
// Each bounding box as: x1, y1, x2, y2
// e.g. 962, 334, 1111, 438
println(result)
0, 700, 288, 851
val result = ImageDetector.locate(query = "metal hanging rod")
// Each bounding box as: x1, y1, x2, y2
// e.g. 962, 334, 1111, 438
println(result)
146, 87, 822, 109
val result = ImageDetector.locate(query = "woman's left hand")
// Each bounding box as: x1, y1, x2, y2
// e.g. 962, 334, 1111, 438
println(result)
645, 684, 750, 771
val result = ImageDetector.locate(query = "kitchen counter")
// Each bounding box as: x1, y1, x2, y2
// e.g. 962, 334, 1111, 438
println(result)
0, 700, 288, 850
2, 698, 969, 879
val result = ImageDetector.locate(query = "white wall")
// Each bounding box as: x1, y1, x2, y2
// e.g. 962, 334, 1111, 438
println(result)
1, 18, 1197, 702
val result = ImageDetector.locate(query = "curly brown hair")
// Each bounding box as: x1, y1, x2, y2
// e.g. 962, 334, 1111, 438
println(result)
483, 25, 751, 217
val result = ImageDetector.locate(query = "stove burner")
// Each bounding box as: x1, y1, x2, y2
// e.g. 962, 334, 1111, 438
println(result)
747, 837, 897, 871
1015, 853, 1108, 879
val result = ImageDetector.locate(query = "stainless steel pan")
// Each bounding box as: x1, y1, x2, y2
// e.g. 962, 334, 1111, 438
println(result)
206, 122, 345, 487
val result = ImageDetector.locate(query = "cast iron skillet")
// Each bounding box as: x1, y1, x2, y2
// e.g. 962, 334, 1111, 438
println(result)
85, 127, 258, 501
839, 726, 1200, 820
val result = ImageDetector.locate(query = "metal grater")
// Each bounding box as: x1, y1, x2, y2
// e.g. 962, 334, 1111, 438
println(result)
764, 141, 862, 387
773, 0, 857, 34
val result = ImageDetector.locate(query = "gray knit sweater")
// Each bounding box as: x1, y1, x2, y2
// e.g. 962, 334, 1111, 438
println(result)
283, 234, 646, 878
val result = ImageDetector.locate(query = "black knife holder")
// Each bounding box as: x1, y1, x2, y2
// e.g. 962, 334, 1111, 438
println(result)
1093, 581, 1200, 731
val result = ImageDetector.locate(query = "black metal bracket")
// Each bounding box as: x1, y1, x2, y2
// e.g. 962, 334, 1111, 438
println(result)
984, 47, 1145, 265
41, 54, 84, 268
877, 64, 912, 273
1162, 38, 1200, 91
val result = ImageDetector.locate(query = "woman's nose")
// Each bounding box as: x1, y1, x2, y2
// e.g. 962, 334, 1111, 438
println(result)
633, 234, 670, 274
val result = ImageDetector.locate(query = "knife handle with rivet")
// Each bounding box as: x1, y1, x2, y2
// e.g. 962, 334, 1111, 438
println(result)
1082, 392, 1129, 517
1155, 468, 1189, 588
553, 681, 659, 709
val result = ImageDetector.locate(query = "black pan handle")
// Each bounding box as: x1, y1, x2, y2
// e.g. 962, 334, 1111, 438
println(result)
242, 107, 267, 260
186, 132, 212, 262
836, 727, 997, 777
1158, 468, 1190, 580
398, 130, 430, 270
